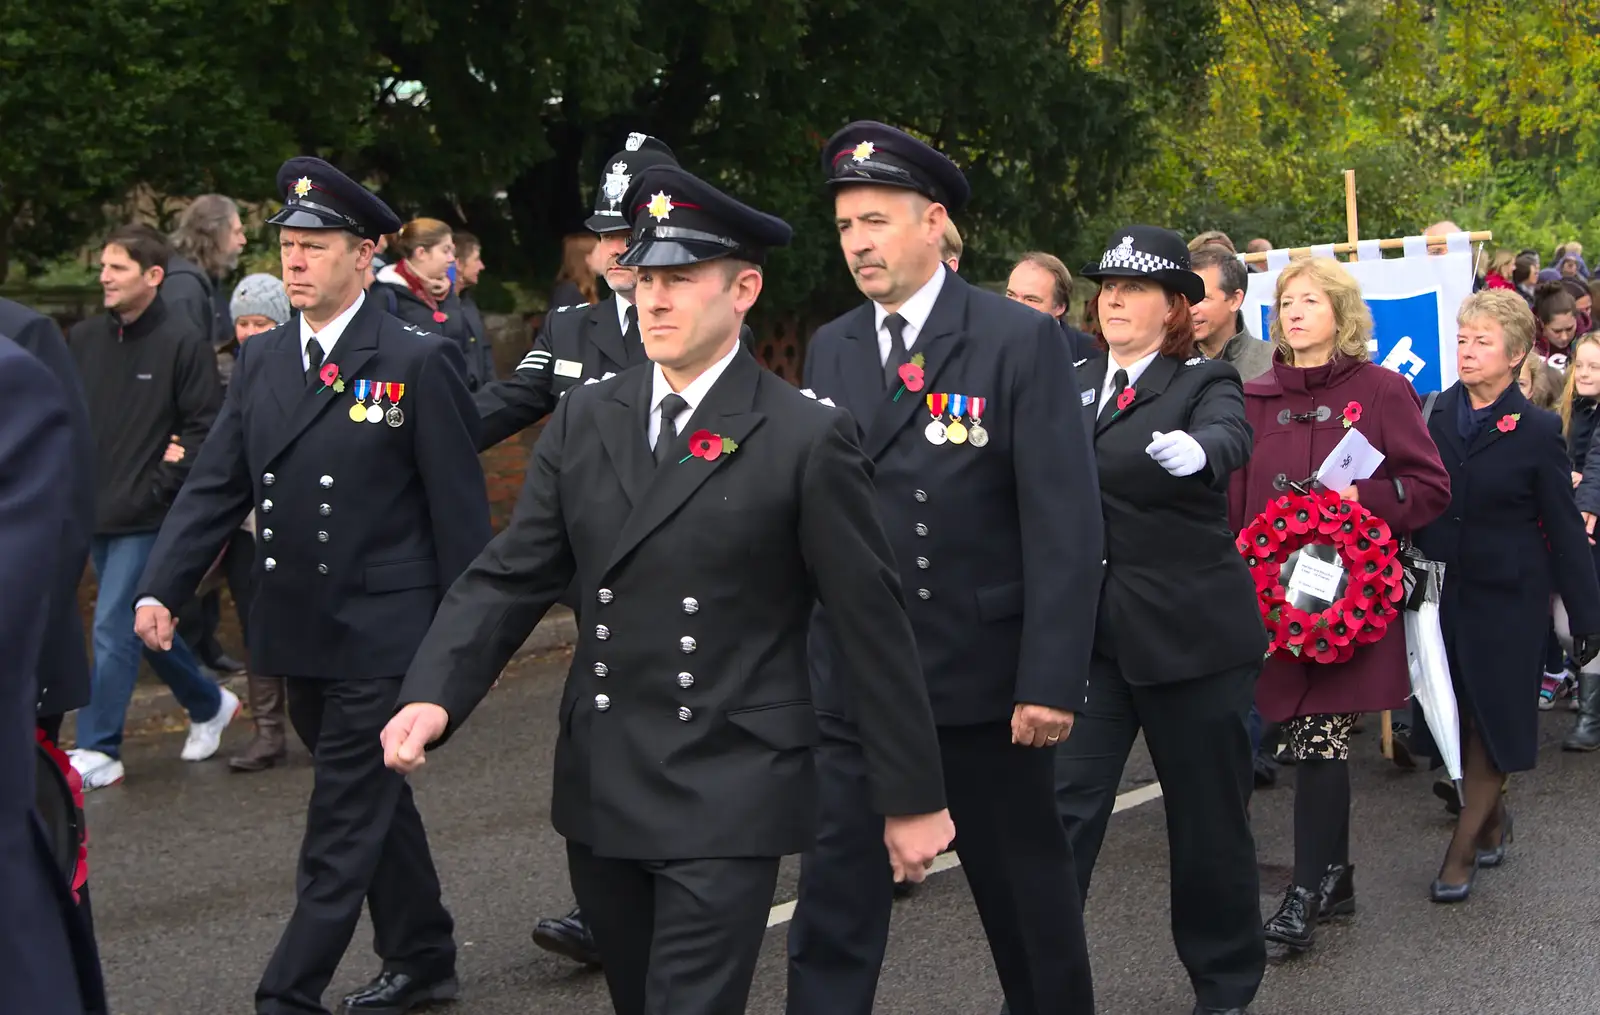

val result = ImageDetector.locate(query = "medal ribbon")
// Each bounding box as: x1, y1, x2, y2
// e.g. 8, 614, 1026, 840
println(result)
969, 396, 985, 421
385, 382, 405, 405
950, 394, 967, 420
354, 379, 369, 403
927, 393, 948, 418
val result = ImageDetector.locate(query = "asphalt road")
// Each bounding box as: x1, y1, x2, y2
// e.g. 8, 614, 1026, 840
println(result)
78, 649, 1600, 1015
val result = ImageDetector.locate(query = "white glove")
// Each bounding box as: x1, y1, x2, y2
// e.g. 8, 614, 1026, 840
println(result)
1145, 430, 1207, 478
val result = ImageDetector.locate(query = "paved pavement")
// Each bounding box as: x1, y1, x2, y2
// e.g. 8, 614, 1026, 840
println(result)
80, 650, 1600, 1015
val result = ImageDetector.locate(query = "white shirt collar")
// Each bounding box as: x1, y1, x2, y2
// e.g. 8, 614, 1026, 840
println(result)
299, 290, 366, 369
649, 339, 742, 448
615, 292, 635, 336
873, 264, 947, 362
1098, 349, 1160, 416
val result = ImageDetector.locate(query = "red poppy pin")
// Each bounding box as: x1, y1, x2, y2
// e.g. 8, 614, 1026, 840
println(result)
1110, 385, 1135, 420
893, 353, 926, 401
1342, 400, 1362, 428
1496, 412, 1521, 433
317, 362, 346, 393
432, 310, 448, 324
681, 428, 740, 463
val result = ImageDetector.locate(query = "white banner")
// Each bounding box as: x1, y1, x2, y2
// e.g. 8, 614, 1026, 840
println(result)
1240, 247, 1476, 393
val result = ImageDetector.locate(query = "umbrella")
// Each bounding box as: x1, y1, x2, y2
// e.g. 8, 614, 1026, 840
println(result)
1402, 553, 1463, 802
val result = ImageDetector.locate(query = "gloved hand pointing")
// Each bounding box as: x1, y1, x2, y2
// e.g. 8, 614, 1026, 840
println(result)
1145, 430, 1207, 478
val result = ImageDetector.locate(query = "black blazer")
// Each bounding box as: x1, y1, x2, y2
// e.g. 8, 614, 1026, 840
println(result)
0, 337, 107, 1014
803, 269, 1104, 723
1077, 352, 1266, 684
0, 299, 93, 717
473, 297, 645, 450
400, 349, 946, 860
139, 294, 492, 680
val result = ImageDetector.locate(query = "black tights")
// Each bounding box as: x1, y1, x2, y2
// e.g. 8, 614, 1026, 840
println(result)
1292, 758, 1351, 890
1440, 722, 1506, 885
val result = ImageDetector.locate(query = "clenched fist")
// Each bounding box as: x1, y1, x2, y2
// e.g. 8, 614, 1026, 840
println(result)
884, 809, 956, 884
381, 703, 451, 774
134, 603, 176, 651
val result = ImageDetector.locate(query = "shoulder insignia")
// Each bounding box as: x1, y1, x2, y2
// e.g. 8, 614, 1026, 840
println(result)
601, 371, 616, 380
820, 397, 836, 407
518, 350, 552, 373
1185, 356, 1207, 366
583, 377, 600, 385
1073, 358, 1088, 368
800, 388, 817, 399
554, 303, 590, 313
401, 324, 426, 335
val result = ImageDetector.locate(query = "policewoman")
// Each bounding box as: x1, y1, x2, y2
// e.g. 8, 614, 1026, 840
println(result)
136, 158, 492, 1015
474, 134, 679, 450
792, 122, 1102, 1015
385, 163, 951, 1015
1059, 227, 1266, 1015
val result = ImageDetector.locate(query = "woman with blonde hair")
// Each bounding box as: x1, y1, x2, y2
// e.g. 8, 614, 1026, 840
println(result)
1229, 257, 1450, 949
1484, 249, 1517, 291
1559, 332, 1600, 748
1414, 289, 1600, 902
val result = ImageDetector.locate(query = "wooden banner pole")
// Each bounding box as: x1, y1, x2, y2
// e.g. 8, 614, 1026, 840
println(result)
1343, 170, 1360, 262
1240, 231, 1495, 264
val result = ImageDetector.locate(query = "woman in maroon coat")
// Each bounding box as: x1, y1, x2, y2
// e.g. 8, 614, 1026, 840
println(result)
1228, 257, 1450, 955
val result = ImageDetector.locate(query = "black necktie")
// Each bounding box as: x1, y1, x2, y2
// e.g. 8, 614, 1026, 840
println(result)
655, 393, 689, 465
883, 313, 909, 390
624, 304, 641, 350
1105, 367, 1129, 417
306, 338, 324, 386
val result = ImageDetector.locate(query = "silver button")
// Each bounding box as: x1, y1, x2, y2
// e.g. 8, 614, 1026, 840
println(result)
677, 706, 694, 722
915, 523, 928, 537
317, 531, 329, 543
261, 499, 273, 513
263, 557, 277, 572
262, 473, 275, 486
316, 564, 329, 575
917, 588, 931, 600
914, 489, 928, 503
319, 475, 334, 489
682, 597, 699, 615
594, 693, 611, 712
595, 624, 611, 641
598, 588, 614, 604
677, 671, 694, 689
680, 636, 697, 654
594, 662, 609, 678
261, 528, 273, 542
916, 556, 930, 569
319, 503, 331, 516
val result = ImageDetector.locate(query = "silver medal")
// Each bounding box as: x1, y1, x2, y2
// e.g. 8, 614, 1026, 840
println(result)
386, 405, 405, 427
924, 419, 948, 445
969, 423, 989, 448
365, 403, 385, 424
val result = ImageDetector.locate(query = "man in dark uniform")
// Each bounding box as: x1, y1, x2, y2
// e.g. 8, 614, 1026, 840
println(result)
474, 133, 678, 451
787, 122, 1103, 1015
134, 157, 491, 1015
382, 163, 954, 1015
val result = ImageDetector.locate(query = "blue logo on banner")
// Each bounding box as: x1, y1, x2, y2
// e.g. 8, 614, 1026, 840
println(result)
1257, 289, 1443, 393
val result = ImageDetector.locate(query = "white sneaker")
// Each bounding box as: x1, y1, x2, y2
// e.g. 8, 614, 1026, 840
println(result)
68, 749, 126, 791
181, 686, 241, 761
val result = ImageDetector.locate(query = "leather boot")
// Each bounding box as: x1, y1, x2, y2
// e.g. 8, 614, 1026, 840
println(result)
229, 675, 288, 772
1563, 673, 1600, 752
1263, 885, 1318, 952
1317, 863, 1355, 921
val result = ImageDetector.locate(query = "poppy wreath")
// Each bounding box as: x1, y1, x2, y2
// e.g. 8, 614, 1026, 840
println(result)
1236, 488, 1404, 664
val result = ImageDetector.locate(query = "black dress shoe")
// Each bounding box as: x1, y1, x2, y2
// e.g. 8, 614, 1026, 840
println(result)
532, 907, 602, 966
338, 970, 458, 1015
1317, 862, 1355, 921
1474, 808, 1514, 868
1262, 885, 1318, 952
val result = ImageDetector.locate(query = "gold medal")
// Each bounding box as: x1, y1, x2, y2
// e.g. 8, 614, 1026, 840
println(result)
349, 402, 367, 422
945, 420, 968, 445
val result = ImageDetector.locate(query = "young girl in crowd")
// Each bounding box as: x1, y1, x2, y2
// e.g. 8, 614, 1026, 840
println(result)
1561, 334, 1600, 748
1534, 282, 1581, 369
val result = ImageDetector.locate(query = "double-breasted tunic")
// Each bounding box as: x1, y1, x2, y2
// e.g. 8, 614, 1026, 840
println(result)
1229, 356, 1451, 720
1415, 382, 1600, 771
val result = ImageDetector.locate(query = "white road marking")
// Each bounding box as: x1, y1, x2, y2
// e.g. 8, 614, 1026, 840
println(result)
765, 781, 1164, 928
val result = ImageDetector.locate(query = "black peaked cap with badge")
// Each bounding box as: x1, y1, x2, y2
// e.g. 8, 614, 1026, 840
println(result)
266, 156, 402, 241
585, 132, 679, 234
1080, 225, 1205, 305
821, 120, 971, 214
617, 164, 793, 268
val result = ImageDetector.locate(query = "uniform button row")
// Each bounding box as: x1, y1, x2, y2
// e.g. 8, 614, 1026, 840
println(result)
262, 474, 333, 489
590, 663, 693, 690
261, 557, 329, 574
594, 588, 699, 616
591, 694, 694, 721
915, 522, 928, 537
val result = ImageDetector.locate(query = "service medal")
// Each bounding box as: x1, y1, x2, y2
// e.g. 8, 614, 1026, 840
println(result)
968, 396, 989, 447
945, 394, 968, 444
349, 380, 370, 422
924, 393, 949, 445
925, 420, 948, 445
384, 381, 406, 427
366, 402, 385, 424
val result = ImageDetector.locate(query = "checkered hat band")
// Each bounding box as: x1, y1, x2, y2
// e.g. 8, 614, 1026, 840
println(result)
1098, 248, 1183, 273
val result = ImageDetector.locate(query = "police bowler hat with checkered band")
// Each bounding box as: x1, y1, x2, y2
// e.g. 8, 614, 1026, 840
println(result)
267, 157, 401, 242
1081, 225, 1205, 305
617, 164, 792, 268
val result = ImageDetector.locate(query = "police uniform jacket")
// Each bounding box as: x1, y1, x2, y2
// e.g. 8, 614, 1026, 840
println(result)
803, 269, 1104, 724
473, 297, 645, 450
400, 349, 947, 860
1077, 351, 1267, 684
139, 294, 492, 679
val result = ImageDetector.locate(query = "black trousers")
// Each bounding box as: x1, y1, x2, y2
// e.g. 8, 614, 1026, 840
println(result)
787, 717, 1093, 1015
568, 841, 780, 1015
256, 677, 454, 1015
1053, 656, 1265, 1010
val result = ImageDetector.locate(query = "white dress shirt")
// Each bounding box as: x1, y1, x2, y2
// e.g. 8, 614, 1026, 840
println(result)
616, 292, 634, 335
300, 290, 366, 371
873, 265, 947, 366
648, 340, 741, 449
1097, 349, 1160, 418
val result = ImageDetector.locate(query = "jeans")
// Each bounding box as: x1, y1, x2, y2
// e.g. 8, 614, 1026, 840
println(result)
74, 532, 222, 759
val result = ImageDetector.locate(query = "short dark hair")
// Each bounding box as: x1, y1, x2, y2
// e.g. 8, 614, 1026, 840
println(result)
1513, 254, 1539, 286
454, 230, 480, 260
104, 223, 171, 273
1014, 252, 1073, 311
1189, 244, 1248, 298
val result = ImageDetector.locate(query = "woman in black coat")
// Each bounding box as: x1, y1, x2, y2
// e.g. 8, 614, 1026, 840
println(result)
1056, 227, 1268, 1015
1415, 289, 1600, 902
374, 218, 489, 390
